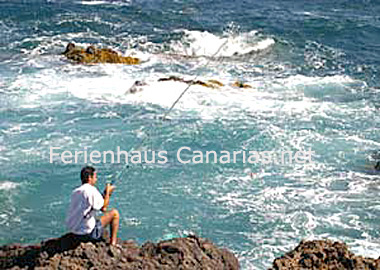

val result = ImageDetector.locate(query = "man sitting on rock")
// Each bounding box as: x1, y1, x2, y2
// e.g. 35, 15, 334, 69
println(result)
65, 166, 120, 246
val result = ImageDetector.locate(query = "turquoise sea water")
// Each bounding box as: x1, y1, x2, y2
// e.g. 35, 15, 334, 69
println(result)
1, 0, 380, 269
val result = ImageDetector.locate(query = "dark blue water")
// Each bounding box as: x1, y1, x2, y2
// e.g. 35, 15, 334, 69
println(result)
1, 0, 380, 269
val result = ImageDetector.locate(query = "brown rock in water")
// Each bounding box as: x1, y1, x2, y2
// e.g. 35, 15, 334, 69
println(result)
157, 76, 224, 88
0, 234, 239, 270
231, 81, 252, 89
63, 42, 140, 64
270, 239, 380, 270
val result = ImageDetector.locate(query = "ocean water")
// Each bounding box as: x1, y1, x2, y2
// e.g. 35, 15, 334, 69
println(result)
1, 0, 380, 269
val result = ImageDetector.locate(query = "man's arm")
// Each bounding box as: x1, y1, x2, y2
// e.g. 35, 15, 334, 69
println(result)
101, 184, 115, 212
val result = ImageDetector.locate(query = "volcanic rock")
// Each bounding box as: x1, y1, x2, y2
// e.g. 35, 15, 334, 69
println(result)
0, 234, 239, 270
270, 239, 380, 270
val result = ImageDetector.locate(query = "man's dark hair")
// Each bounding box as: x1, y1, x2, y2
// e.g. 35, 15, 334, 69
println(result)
81, 166, 96, 184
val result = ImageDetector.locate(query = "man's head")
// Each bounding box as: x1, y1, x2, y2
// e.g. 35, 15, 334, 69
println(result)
81, 166, 97, 185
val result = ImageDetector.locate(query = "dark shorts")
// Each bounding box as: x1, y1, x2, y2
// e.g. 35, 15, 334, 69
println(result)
89, 219, 104, 240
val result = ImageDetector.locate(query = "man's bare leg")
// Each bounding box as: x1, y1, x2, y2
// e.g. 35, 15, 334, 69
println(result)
100, 209, 120, 245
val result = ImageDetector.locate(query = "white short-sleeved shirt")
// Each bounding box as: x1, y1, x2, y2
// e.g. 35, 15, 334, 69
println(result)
65, 183, 104, 235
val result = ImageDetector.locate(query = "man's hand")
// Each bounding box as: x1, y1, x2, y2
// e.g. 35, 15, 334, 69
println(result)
101, 183, 115, 212
104, 183, 115, 196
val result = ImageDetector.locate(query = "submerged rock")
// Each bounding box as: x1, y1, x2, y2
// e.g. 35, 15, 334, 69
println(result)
270, 239, 380, 270
0, 234, 239, 270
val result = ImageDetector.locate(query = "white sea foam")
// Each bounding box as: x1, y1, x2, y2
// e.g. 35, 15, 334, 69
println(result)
79, 0, 109, 5
0, 181, 19, 191
11, 59, 363, 123
79, 0, 132, 6
169, 30, 275, 58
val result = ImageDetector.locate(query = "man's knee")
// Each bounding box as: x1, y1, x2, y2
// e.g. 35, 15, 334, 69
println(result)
111, 209, 119, 220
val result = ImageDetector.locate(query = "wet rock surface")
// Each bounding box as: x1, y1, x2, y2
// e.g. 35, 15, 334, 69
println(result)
270, 239, 380, 270
63, 43, 140, 64
0, 234, 239, 270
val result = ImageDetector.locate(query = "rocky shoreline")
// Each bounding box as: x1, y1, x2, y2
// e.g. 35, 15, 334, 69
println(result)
0, 234, 239, 270
270, 239, 380, 270
1, 235, 380, 269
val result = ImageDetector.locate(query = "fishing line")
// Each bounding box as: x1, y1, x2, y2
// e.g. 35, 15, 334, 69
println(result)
161, 39, 229, 121
108, 34, 230, 185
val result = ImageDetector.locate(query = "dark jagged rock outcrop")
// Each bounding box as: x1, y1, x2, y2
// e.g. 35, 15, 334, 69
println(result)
0, 234, 239, 270
270, 239, 380, 270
